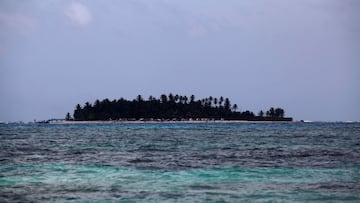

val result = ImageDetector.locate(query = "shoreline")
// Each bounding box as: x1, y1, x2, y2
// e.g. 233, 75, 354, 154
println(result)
48, 119, 294, 125
2, 120, 359, 125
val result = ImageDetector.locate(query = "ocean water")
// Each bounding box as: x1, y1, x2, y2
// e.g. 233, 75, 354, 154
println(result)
0, 122, 359, 202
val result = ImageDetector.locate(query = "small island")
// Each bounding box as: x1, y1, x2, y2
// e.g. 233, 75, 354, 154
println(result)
66, 94, 292, 122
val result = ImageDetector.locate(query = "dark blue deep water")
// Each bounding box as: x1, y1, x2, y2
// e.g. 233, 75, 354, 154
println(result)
1, 122, 359, 202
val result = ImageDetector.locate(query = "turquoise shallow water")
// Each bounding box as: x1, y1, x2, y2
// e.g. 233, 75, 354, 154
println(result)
0, 122, 359, 202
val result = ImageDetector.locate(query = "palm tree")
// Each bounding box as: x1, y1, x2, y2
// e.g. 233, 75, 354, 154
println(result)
266, 110, 270, 117
136, 95, 143, 102
224, 98, 231, 111
160, 94, 167, 103
74, 104, 84, 120
190, 95, 195, 103
65, 112, 72, 121
214, 98, 218, 107
201, 99, 206, 106
209, 96, 213, 107
232, 104, 238, 112
148, 95, 155, 101
204, 98, 209, 107
275, 108, 285, 118
168, 93, 174, 103
268, 107, 275, 117
183, 96, 188, 104
219, 96, 224, 107
258, 110, 264, 117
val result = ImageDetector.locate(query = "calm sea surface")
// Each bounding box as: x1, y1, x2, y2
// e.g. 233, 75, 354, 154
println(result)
0, 122, 359, 202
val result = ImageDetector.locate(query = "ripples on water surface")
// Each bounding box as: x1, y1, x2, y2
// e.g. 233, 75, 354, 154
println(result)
1, 122, 359, 202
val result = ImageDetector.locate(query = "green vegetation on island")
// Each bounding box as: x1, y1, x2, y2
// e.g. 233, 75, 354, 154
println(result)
67, 94, 292, 122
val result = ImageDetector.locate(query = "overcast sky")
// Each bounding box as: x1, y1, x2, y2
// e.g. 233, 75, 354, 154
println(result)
1, 0, 359, 122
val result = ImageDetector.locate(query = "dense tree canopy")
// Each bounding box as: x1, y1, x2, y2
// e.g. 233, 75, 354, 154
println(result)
68, 94, 292, 121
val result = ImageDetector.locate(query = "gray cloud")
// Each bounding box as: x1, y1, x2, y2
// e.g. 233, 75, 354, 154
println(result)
0, 0, 359, 122
64, 1, 92, 26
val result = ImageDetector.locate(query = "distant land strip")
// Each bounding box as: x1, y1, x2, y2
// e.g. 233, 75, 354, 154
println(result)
65, 94, 293, 122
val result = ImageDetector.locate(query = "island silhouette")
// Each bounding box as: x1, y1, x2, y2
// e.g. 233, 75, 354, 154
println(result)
66, 94, 292, 122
